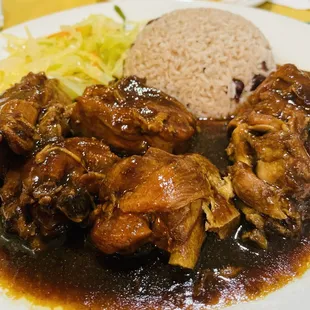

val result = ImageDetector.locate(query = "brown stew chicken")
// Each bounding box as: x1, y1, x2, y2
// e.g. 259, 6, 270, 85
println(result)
0, 64, 309, 309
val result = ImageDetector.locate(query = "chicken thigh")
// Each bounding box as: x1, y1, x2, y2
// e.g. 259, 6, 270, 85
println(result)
227, 64, 310, 248
91, 148, 239, 269
0, 137, 119, 250
0, 72, 72, 155
71, 76, 196, 155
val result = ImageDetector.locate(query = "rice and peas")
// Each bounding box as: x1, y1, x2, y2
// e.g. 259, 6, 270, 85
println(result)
0, 8, 275, 119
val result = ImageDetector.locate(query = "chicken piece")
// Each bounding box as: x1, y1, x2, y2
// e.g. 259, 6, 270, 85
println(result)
37, 102, 72, 145
0, 137, 119, 250
238, 201, 300, 249
92, 148, 239, 269
242, 229, 268, 250
91, 210, 152, 255
91, 199, 205, 269
231, 162, 288, 220
71, 76, 196, 155
0, 98, 39, 155
249, 64, 310, 112
227, 64, 310, 247
0, 72, 72, 154
153, 199, 206, 269
100, 148, 211, 213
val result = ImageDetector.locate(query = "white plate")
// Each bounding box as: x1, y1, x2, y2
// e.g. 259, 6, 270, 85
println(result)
220, 0, 267, 6
0, 0, 309, 309
118, 0, 267, 7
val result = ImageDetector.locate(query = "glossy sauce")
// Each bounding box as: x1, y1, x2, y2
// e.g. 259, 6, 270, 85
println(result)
0, 120, 309, 309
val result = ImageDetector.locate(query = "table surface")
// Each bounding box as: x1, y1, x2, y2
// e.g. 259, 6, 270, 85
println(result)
2, 0, 310, 28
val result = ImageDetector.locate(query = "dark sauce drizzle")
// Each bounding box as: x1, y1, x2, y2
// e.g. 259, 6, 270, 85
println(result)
0, 120, 309, 309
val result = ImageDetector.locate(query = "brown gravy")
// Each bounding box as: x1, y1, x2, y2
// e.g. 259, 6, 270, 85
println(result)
0, 120, 309, 309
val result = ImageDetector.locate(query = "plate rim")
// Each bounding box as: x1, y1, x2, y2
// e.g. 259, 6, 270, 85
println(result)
2, 0, 309, 35
0, 0, 309, 309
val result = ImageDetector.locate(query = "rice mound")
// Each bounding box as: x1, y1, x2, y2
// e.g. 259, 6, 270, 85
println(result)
124, 8, 276, 119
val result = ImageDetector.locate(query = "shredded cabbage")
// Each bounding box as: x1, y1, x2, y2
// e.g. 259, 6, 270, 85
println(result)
0, 15, 141, 98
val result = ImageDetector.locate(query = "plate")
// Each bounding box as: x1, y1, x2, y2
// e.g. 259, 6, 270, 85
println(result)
220, 0, 267, 6
0, 0, 309, 309
119, 0, 267, 8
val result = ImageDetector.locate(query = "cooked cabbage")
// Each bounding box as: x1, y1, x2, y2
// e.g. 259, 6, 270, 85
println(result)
0, 15, 141, 98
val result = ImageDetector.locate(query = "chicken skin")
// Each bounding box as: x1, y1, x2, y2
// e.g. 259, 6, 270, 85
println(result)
71, 76, 196, 155
91, 148, 239, 269
0, 137, 119, 249
0, 72, 72, 155
227, 64, 310, 248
